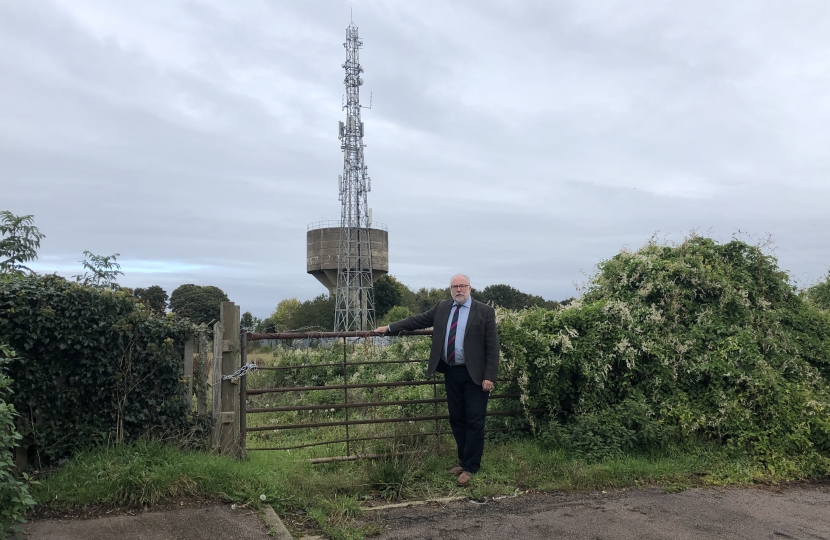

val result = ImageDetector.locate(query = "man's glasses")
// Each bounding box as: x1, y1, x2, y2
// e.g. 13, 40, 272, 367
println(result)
450, 285, 470, 290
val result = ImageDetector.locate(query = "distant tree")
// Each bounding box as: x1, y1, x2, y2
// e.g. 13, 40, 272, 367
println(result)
74, 251, 123, 289
374, 275, 411, 318
169, 284, 229, 325
133, 285, 168, 314
292, 294, 335, 331
264, 298, 302, 332
474, 284, 555, 310
381, 305, 413, 326
806, 272, 830, 310
240, 311, 261, 332
0, 211, 45, 274
412, 287, 450, 314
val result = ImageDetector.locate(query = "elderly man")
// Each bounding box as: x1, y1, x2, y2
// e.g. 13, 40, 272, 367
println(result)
375, 273, 499, 486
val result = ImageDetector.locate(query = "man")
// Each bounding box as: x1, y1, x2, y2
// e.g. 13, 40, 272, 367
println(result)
375, 273, 499, 486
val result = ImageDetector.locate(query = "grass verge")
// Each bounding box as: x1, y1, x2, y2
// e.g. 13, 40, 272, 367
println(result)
30, 438, 829, 540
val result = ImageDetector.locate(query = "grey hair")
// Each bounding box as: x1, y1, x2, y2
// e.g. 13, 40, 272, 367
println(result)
450, 273, 471, 285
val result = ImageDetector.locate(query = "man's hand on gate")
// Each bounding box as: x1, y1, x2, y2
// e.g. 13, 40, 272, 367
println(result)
482, 380, 494, 392
374, 325, 388, 334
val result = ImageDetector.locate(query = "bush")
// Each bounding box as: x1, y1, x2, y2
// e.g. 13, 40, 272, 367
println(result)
0, 344, 36, 539
500, 235, 830, 461
806, 272, 830, 311
380, 306, 412, 326
0, 274, 206, 464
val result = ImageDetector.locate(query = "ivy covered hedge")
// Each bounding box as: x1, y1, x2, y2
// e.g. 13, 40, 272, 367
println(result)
0, 274, 204, 464
1, 344, 35, 538
499, 236, 830, 463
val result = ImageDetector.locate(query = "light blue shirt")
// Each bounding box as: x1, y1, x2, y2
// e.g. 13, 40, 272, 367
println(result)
443, 296, 471, 365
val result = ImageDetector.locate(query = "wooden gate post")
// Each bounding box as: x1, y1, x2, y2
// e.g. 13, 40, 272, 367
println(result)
183, 338, 194, 411
212, 301, 241, 456
212, 320, 223, 450
197, 333, 208, 416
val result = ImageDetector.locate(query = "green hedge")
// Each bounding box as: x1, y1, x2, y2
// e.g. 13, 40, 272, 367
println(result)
499, 236, 830, 462
0, 344, 35, 538
0, 274, 204, 464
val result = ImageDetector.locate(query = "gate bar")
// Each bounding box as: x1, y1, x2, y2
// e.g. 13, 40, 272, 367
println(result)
246, 394, 520, 413
247, 427, 512, 452
240, 330, 248, 458
247, 330, 432, 340
246, 379, 438, 394
342, 336, 350, 457
256, 358, 422, 370
246, 409, 544, 432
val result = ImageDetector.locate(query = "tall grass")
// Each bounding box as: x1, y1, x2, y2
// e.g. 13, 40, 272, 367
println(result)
33, 435, 822, 540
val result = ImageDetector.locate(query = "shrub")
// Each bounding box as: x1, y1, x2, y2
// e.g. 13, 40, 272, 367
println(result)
806, 272, 830, 311
0, 344, 36, 539
0, 273, 205, 464
500, 235, 830, 461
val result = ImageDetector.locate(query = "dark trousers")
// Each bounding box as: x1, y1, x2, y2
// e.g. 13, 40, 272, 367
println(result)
445, 364, 490, 473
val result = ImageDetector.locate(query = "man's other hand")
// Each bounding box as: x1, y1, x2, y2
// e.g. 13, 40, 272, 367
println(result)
374, 325, 388, 333
482, 380, 494, 392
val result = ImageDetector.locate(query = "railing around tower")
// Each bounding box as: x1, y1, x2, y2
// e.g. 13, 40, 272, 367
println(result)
307, 220, 387, 232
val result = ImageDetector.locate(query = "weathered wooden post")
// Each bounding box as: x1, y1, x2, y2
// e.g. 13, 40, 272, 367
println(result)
197, 333, 209, 416
211, 301, 241, 455
212, 320, 223, 449
183, 337, 194, 411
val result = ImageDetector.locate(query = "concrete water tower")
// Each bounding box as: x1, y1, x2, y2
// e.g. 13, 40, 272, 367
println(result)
306, 21, 388, 330
306, 221, 388, 295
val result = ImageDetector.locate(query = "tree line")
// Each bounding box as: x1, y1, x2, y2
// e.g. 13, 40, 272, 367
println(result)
8, 209, 829, 334
253, 275, 569, 333
111, 276, 568, 334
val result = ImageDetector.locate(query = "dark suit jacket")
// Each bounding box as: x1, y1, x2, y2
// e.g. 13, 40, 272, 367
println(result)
388, 298, 499, 384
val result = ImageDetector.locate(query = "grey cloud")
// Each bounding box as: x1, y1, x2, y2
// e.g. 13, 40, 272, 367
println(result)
2, 0, 829, 318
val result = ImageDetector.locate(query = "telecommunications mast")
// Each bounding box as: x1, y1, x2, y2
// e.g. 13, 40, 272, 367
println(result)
305, 22, 388, 329
334, 22, 376, 331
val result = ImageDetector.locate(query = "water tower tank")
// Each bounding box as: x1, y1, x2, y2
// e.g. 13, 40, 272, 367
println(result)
306, 221, 389, 294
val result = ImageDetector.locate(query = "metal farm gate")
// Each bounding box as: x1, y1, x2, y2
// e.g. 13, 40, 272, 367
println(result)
241, 330, 532, 462
210, 302, 535, 462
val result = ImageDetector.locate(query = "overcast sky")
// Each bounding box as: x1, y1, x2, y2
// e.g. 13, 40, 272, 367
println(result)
2, 1, 830, 318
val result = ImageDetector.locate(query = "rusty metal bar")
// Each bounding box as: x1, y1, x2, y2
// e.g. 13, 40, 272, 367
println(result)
247, 329, 432, 340
246, 394, 520, 414
342, 336, 350, 458
255, 358, 422, 370
246, 379, 438, 395
309, 452, 419, 464
246, 409, 542, 432
246, 427, 511, 451
240, 330, 248, 457
247, 414, 449, 432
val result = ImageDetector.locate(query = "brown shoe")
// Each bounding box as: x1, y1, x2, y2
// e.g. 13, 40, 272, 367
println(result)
456, 471, 473, 486
448, 466, 464, 475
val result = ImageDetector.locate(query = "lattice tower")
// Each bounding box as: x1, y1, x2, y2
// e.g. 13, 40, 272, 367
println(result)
334, 22, 375, 331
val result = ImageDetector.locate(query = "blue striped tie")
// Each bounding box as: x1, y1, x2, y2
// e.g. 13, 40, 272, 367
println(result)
446, 305, 461, 365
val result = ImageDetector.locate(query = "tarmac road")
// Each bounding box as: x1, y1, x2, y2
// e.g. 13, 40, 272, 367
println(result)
22, 505, 273, 540
21, 485, 830, 539
365, 486, 830, 540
